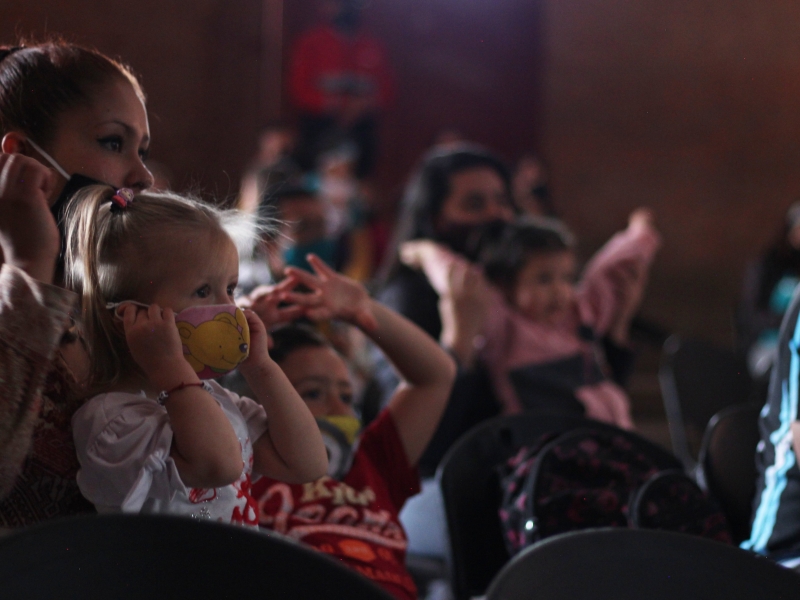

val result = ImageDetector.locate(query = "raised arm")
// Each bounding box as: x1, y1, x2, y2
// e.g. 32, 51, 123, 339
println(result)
577, 208, 661, 337
284, 255, 457, 466
400, 240, 492, 368
0, 154, 66, 497
238, 307, 328, 483
123, 303, 246, 489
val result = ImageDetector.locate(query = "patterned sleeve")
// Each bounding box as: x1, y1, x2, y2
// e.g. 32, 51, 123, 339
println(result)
0, 264, 76, 498
575, 222, 661, 335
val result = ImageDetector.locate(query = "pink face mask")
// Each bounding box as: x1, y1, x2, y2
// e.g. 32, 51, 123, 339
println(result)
107, 302, 250, 379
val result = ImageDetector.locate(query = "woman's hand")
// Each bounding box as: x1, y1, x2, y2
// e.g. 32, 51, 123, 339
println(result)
122, 303, 198, 389
281, 254, 379, 332
0, 153, 59, 282
440, 260, 491, 367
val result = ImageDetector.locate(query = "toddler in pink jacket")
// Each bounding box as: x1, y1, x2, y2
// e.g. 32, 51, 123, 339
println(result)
401, 210, 660, 429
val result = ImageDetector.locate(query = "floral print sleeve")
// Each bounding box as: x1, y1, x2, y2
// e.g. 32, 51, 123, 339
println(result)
0, 264, 76, 497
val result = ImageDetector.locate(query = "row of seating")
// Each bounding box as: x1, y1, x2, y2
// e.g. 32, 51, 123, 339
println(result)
432, 334, 772, 599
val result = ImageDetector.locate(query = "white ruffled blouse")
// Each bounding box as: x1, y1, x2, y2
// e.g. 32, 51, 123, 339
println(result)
72, 380, 268, 527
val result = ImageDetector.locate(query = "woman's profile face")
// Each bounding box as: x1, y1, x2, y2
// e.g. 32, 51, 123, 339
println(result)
436, 166, 514, 230
45, 78, 153, 194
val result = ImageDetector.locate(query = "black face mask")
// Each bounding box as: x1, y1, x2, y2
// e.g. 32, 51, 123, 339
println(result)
434, 219, 509, 263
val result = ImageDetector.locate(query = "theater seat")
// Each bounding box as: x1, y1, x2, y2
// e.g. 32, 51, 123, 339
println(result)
0, 514, 392, 599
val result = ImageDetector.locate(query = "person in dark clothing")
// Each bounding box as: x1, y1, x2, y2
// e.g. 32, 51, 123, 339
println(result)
376, 146, 516, 475
738, 202, 800, 380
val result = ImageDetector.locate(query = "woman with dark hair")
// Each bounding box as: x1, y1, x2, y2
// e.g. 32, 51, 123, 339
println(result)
0, 40, 153, 526
376, 145, 516, 474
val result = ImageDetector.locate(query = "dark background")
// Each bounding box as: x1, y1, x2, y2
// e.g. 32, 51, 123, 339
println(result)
4, 0, 800, 345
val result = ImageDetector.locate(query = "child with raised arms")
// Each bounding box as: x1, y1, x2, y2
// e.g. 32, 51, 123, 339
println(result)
247, 255, 457, 600
64, 185, 327, 525
401, 209, 660, 430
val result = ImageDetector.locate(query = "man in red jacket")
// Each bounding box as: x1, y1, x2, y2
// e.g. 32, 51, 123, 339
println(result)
288, 0, 395, 179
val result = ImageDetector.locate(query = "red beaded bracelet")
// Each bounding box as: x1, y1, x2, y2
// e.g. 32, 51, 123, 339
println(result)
157, 381, 204, 404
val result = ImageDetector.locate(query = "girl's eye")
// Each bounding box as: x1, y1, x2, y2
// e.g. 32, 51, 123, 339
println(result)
194, 285, 210, 299
99, 135, 123, 153
341, 393, 354, 405
139, 147, 150, 161
227, 284, 237, 297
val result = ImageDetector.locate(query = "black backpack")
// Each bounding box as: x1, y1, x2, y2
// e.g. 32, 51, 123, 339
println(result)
498, 428, 732, 555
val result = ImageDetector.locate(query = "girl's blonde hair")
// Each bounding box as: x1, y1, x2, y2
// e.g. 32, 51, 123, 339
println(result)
64, 185, 256, 391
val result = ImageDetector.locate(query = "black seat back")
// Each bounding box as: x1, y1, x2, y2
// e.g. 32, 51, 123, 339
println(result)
0, 514, 393, 599
698, 403, 761, 542
659, 335, 753, 470
486, 528, 800, 600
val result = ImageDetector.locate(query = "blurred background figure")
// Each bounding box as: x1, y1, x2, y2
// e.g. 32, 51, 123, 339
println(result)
512, 153, 555, 217
237, 122, 300, 216
737, 201, 800, 379
288, 0, 395, 180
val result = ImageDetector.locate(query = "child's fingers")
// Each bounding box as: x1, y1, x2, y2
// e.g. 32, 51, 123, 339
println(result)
161, 307, 176, 326
304, 306, 332, 322
122, 303, 138, 329
306, 254, 335, 279
242, 308, 268, 331
148, 302, 163, 323
355, 310, 379, 333
280, 290, 323, 307
274, 304, 306, 323
273, 274, 303, 292
283, 266, 321, 290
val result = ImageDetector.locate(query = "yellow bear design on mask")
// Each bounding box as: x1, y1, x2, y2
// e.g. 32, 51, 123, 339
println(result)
177, 308, 250, 378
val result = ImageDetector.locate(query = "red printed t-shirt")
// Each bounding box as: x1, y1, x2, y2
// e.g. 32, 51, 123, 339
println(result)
252, 409, 420, 599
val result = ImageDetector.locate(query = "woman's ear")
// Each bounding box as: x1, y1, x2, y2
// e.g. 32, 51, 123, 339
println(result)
1, 131, 27, 154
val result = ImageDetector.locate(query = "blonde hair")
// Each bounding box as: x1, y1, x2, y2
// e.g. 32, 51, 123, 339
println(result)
64, 185, 258, 391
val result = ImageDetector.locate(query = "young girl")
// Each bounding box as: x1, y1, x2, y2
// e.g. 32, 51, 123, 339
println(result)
64, 185, 327, 525
248, 255, 456, 600
401, 209, 660, 429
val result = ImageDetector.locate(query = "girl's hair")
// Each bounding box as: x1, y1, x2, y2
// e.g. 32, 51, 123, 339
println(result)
64, 185, 253, 390
0, 40, 144, 145
482, 217, 575, 291
269, 324, 330, 365
378, 145, 514, 282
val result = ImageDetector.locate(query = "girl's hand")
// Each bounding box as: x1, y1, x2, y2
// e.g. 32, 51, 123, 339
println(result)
238, 308, 273, 374
439, 260, 491, 366
0, 153, 59, 282
238, 277, 306, 329
282, 254, 379, 332
122, 303, 197, 389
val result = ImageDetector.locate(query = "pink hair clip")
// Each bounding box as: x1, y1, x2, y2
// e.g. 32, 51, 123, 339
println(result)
110, 188, 135, 210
